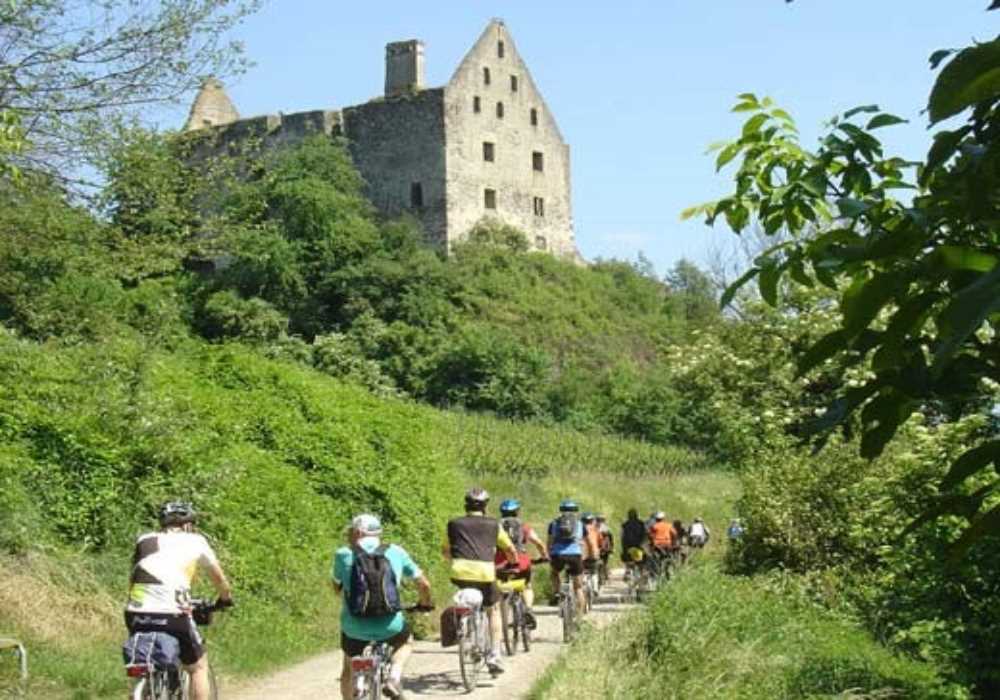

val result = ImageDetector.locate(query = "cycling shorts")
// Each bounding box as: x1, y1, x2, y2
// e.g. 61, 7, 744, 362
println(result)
451, 578, 499, 608
341, 625, 411, 657
125, 611, 204, 666
550, 554, 583, 576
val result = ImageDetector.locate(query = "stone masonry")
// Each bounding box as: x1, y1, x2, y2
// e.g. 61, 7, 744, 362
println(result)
184, 20, 578, 259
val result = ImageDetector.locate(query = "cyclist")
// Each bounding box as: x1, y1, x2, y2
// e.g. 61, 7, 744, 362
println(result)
495, 498, 548, 628
620, 508, 648, 581
689, 517, 711, 548
443, 488, 517, 675
672, 518, 688, 565
124, 502, 233, 700
580, 512, 602, 585
595, 514, 614, 577
546, 499, 586, 614
333, 513, 433, 700
648, 511, 676, 573
727, 519, 744, 541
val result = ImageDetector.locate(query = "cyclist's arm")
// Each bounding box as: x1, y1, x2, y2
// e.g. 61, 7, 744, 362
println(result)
526, 529, 548, 559
497, 528, 516, 563
206, 561, 233, 602
414, 574, 433, 607
441, 536, 452, 562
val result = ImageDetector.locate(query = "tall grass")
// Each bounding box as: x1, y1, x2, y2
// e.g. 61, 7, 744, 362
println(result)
530, 564, 966, 700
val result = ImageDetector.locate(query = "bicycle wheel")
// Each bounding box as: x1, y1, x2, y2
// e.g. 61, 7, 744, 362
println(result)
499, 595, 514, 657
457, 614, 481, 692
560, 587, 575, 642
180, 664, 218, 700
516, 596, 531, 652
131, 677, 151, 700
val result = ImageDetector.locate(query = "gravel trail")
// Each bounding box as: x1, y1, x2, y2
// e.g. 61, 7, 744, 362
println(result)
229, 571, 634, 699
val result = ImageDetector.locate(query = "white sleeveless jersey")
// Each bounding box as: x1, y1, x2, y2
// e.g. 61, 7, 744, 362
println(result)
126, 531, 219, 614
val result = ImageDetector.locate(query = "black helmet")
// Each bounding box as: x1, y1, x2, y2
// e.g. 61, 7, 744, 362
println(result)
159, 501, 196, 527
465, 487, 490, 511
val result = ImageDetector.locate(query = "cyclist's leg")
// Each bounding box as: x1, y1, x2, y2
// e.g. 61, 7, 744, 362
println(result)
385, 627, 413, 697
549, 557, 563, 604
522, 566, 534, 609
339, 633, 368, 700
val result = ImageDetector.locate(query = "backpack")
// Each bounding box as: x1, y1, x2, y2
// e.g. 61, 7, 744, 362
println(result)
554, 512, 578, 543
502, 517, 526, 551
347, 545, 402, 618
689, 522, 707, 545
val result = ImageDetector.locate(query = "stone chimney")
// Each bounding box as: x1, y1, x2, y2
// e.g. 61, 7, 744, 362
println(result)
385, 40, 425, 97
184, 78, 240, 131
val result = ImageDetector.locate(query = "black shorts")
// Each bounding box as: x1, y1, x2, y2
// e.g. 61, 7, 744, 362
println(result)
125, 611, 204, 666
450, 579, 500, 608
582, 557, 599, 573
341, 625, 411, 657
550, 554, 583, 576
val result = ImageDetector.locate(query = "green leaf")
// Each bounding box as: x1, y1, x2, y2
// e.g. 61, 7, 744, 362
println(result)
732, 101, 759, 113
922, 127, 971, 185
715, 142, 742, 171
933, 265, 1000, 370
719, 267, 759, 309
942, 440, 1000, 490
771, 108, 794, 123
742, 113, 769, 138
928, 37, 1000, 123
872, 291, 941, 371
836, 197, 870, 218
788, 258, 815, 288
802, 382, 881, 436
758, 260, 782, 306
937, 245, 998, 273
929, 49, 954, 70
900, 489, 990, 538
796, 330, 847, 376
840, 271, 904, 339
866, 113, 908, 129
843, 104, 879, 119
860, 390, 911, 458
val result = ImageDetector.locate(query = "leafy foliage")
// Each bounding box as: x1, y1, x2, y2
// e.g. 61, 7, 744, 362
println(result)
686, 33, 1000, 546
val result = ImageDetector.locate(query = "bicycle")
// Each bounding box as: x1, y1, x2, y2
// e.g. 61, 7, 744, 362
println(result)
126, 599, 230, 700
349, 604, 434, 700
452, 588, 494, 692
597, 555, 610, 588
554, 567, 582, 643
582, 560, 600, 612
497, 558, 546, 656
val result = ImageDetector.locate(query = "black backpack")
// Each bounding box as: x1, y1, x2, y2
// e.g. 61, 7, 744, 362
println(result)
622, 519, 646, 548
555, 512, 578, 543
347, 545, 402, 618
502, 517, 526, 552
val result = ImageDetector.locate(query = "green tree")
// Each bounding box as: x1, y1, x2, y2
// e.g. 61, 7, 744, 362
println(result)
665, 258, 719, 325
686, 17, 1000, 548
0, 0, 259, 183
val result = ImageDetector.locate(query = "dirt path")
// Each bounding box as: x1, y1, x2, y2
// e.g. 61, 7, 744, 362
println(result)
229, 571, 634, 699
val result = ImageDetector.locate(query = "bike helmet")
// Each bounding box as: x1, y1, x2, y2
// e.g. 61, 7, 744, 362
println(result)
654, 511, 666, 521
159, 501, 196, 527
559, 499, 579, 512
694, 517, 704, 523
351, 513, 383, 536
499, 498, 521, 516
581, 512, 596, 523
465, 487, 490, 511
596, 514, 607, 522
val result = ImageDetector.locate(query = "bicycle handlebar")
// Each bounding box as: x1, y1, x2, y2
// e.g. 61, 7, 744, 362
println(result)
404, 603, 435, 613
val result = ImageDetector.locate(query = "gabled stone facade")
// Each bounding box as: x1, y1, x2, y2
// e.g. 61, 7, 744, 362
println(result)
186, 20, 578, 259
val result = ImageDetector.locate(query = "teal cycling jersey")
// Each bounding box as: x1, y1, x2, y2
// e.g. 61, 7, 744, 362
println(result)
332, 540, 421, 642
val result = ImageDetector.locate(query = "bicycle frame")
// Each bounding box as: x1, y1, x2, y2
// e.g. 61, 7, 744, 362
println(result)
350, 642, 390, 700
455, 596, 491, 692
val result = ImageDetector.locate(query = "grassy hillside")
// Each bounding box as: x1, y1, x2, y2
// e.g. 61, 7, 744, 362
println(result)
0, 329, 706, 698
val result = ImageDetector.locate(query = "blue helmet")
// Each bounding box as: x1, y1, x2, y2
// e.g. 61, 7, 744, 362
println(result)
500, 498, 521, 515
581, 512, 596, 523
559, 499, 579, 512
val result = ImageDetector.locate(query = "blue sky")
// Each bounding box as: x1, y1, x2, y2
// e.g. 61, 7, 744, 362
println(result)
165, 1, 996, 275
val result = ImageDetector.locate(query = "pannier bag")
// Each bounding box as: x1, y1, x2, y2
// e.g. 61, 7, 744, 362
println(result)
122, 631, 181, 670
439, 606, 461, 647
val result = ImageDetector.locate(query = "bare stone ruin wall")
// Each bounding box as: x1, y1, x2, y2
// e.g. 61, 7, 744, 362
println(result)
341, 90, 448, 247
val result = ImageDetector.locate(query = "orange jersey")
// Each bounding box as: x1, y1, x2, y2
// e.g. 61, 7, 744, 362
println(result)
649, 521, 675, 548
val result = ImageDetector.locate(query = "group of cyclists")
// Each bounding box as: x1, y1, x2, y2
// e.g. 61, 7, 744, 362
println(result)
123, 493, 712, 699
620, 509, 711, 584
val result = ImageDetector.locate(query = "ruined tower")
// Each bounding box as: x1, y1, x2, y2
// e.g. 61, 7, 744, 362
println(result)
184, 78, 239, 131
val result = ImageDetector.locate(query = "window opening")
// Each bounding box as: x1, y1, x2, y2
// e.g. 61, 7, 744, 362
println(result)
483, 142, 495, 162
473, 96, 481, 113
530, 108, 538, 126
483, 67, 491, 85
496, 102, 504, 119
533, 197, 545, 217
510, 75, 518, 92
498, 41, 505, 58
535, 235, 547, 250
532, 151, 544, 172
485, 188, 497, 209
410, 182, 424, 208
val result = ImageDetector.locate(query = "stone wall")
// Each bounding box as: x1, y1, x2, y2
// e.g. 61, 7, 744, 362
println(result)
442, 21, 576, 258
341, 89, 448, 246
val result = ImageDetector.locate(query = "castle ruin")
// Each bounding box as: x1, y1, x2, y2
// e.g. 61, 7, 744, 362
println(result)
184, 20, 578, 259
